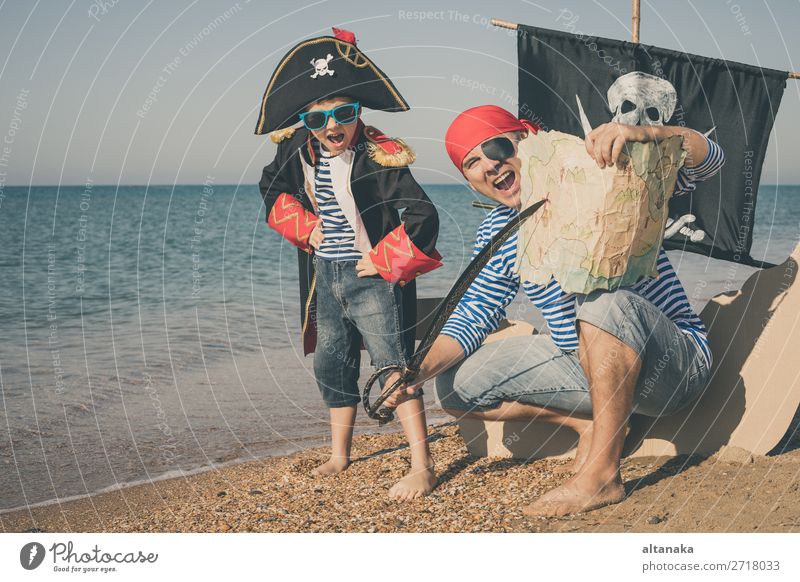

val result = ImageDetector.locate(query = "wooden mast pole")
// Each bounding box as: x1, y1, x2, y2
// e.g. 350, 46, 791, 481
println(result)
490, 18, 517, 30
632, 0, 641, 43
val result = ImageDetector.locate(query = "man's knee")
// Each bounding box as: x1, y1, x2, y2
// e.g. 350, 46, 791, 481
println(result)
435, 373, 473, 414
576, 288, 639, 324
434, 371, 495, 416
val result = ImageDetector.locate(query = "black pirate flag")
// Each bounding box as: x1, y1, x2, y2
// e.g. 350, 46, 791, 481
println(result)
516, 24, 787, 267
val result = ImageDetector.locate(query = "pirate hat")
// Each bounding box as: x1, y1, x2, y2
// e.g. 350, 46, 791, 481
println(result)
254, 27, 410, 135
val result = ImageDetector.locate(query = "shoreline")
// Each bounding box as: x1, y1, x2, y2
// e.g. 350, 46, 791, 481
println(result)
0, 411, 452, 516
2, 423, 798, 533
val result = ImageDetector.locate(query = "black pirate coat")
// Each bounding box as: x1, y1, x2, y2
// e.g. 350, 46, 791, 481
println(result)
259, 122, 442, 355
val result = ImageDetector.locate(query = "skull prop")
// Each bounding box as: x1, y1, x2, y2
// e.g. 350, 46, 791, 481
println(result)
607, 72, 677, 126
599, 72, 705, 243
310, 54, 334, 79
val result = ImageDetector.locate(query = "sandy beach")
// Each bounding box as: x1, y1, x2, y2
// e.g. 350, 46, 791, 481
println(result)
3, 422, 798, 533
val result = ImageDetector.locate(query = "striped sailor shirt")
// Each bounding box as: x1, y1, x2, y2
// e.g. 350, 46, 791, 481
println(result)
440, 136, 725, 367
312, 142, 362, 262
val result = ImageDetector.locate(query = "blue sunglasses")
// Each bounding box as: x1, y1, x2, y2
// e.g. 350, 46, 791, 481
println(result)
299, 102, 361, 131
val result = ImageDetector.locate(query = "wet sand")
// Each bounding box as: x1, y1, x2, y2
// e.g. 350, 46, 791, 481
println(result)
2, 423, 799, 533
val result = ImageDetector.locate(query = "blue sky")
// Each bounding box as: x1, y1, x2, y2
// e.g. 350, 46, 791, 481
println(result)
0, 0, 798, 185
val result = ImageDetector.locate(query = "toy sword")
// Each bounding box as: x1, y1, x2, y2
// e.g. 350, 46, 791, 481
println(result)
362, 199, 547, 424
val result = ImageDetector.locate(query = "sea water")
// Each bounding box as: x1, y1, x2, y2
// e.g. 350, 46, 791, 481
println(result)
0, 184, 798, 511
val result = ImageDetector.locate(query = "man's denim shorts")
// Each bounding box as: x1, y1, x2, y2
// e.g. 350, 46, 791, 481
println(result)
435, 289, 710, 418
313, 257, 407, 408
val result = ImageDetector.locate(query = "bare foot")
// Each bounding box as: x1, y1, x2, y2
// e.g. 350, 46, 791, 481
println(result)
388, 465, 437, 501
553, 424, 594, 476
311, 457, 350, 476
522, 472, 625, 517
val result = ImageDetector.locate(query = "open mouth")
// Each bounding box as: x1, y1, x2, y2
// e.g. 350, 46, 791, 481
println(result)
326, 132, 345, 146
492, 170, 516, 191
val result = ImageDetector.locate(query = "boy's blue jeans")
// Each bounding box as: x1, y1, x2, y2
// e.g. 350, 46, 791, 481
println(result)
313, 257, 408, 408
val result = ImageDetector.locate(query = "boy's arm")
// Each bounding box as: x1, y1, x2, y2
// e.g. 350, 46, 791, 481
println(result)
258, 142, 318, 253
368, 166, 443, 285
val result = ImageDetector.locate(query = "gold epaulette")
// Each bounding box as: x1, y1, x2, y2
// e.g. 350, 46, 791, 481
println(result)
364, 125, 415, 167
269, 126, 298, 144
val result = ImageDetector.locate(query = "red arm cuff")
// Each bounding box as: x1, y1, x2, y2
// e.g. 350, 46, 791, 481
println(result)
268, 193, 318, 253
369, 225, 443, 285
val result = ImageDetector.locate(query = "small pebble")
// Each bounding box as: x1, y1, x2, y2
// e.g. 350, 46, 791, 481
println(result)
647, 516, 662, 525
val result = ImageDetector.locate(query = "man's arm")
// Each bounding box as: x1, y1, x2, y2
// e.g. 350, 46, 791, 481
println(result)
412, 334, 466, 387
673, 136, 724, 195
383, 221, 520, 406
585, 122, 709, 169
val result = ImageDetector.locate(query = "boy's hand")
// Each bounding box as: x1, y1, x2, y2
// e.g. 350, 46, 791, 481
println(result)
356, 254, 378, 278
309, 221, 324, 250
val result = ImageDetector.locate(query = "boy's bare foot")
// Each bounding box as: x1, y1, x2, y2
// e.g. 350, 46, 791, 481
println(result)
388, 465, 437, 500
522, 470, 625, 517
311, 457, 350, 476
553, 423, 593, 476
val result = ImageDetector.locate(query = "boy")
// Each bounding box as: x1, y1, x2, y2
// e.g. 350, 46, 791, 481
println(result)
255, 28, 442, 499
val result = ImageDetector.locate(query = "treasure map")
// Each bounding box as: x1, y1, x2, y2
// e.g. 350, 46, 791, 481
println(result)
516, 131, 686, 294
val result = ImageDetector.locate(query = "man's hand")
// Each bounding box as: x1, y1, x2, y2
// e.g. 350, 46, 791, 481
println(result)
382, 381, 425, 408
584, 122, 648, 168
586, 122, 709, 169
379, 336, 465, 409
309, 221, 324, 250
356, 254, 378, 278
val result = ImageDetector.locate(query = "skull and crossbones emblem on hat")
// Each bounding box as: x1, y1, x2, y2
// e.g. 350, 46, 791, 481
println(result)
310, 54, 334, 78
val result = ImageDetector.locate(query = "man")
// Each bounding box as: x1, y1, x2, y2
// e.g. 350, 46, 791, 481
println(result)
386, 104, 724, 516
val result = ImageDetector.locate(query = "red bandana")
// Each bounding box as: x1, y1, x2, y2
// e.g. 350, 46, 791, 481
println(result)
444, 105, 540, 171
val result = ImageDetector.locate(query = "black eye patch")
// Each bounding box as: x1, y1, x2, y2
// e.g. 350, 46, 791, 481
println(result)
480, 137, 516, 162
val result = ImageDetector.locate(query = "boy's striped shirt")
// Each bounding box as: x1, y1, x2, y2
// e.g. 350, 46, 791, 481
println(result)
312, 142, 362, 261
